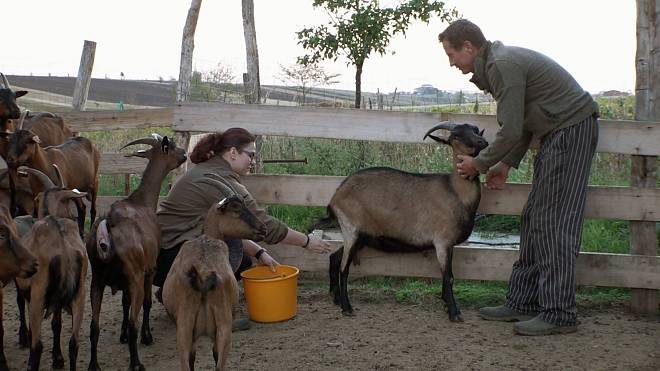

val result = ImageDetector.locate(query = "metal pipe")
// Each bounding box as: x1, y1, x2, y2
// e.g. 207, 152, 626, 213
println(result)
262, 158, 308, 164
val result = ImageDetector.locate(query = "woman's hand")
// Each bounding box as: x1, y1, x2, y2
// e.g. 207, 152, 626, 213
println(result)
306, 236, 333, 254
258, 251, 279, 272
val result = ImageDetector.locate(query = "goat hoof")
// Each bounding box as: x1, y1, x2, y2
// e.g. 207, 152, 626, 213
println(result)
341, 310, 355, 317
52, 356, 65, 369
0, 359, 9, 371
449, 313, 464, 322
129, 363, 145, 371
87, 361, 101, 371
18, 331, 29, 348
141, 332, 154, 346
119, 332, 128, 344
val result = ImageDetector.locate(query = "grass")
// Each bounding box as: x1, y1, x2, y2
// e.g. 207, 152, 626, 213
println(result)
300, 277, 632, 311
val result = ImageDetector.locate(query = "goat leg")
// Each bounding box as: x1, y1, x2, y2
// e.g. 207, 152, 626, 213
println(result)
51, 309, 65, 369
140, 271, 154, 345
27, 295, 45, 371
0, 293, 7, 371
74, 199, 85, 239
15, 283, 29, 348
88, 279, 104, 371
120, 290, 130, 344
441, 247, 463, 322
329, 247, 342, 305
214, 327, 230, 371
127, 279, 145, 371
69, 280, 85, 371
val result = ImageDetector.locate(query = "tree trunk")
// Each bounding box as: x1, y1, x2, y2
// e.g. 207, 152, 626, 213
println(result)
242, 0, 263, 174
354, 61, 363, 109
631, 0, 658, 315
242, 0, 261, 104
177, 0, 202, 103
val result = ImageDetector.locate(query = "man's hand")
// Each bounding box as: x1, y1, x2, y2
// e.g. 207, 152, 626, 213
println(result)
485, 162, 510, 190
456, 155, 479, 179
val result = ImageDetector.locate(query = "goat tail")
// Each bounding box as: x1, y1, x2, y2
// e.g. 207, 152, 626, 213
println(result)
44, 254, 83, 318
310, 206, 339, 232
187, 266, 220, 296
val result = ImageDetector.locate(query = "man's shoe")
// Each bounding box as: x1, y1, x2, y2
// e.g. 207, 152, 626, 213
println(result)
514, 315, 577, 336
479, 305, 537, 322
232, 317, 252, 332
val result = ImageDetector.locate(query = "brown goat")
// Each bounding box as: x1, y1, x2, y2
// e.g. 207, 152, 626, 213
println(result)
0, 73, 27, 131
86, 135, 187, 371
325, 122, 488, 322
163, 191, 267, 371
15, 167, 89, 370
0, 204, 37, 371
5, 129, 100, 235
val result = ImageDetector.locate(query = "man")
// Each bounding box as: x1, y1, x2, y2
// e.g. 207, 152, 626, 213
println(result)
438, 19, 599, 335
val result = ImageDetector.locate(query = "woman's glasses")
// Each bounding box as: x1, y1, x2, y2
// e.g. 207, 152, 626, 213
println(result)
241, 149, 256, 160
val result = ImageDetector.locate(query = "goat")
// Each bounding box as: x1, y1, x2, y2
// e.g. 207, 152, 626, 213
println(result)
325, 122, 488, 322
0, 73, 27, 131
0, 204, 37, 371
85, 135, 187, 371
5, 129, 100, 235
14, 166, 88, 370
163, 181, 267, 371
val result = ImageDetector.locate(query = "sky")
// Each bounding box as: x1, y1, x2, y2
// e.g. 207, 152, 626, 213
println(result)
2, 0, 637, 95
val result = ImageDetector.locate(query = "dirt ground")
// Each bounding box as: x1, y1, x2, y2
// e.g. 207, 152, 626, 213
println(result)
2, 280, 659, 371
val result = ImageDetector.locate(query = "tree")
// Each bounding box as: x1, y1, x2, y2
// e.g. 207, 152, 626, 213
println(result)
297, 0, 457, 108
203, 62, 236, 85
277, 62, 340, 105
242, 0, 261, 104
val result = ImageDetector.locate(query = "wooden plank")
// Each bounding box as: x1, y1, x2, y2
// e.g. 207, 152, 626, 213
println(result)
95, 174, 660, 221
173, 103, 660, 155
99, 153, 148, 174
57, 108, 173, 132
262, 242, 660, 289
240, 174, 660, 222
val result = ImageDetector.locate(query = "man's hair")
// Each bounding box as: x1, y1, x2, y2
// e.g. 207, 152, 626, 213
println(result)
438, 19, 486, 50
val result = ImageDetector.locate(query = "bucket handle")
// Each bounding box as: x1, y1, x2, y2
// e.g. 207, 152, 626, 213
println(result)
247, 274, 287, 281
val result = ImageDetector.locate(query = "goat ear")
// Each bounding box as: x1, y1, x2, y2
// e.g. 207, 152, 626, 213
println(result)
161, 136, 170, 153
479, 129, 485, 136
31, 135, 41, 144
15, 91, 28, 98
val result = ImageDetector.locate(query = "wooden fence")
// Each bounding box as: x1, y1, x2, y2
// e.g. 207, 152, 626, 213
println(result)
61, 103, 660, 312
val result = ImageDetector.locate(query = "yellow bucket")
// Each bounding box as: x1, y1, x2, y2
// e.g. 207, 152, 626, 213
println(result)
240, 265, 299, 323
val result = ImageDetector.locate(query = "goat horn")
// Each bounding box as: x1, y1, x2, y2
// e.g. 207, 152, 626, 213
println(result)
52, 164, 66, 188
423, 121, 456, 140
120, 137, 160, 150
0, 73, 9, 89
17, 110, 28, 130
18, 166, 56, 190
150, 133, 163, 141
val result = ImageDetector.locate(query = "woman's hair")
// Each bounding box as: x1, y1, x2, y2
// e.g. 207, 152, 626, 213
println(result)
189, 127, 256, 164
438, 19, 486, 50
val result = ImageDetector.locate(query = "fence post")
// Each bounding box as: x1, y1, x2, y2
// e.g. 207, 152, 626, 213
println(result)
168, 130, 192, 189
630, 0, 659, 315
72, 40, 96, 111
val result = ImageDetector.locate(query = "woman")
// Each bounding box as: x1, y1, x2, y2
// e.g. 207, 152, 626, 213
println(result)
154, 127, 331, 290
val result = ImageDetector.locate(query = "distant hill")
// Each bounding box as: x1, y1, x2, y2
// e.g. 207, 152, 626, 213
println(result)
7, 75, 176, 107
